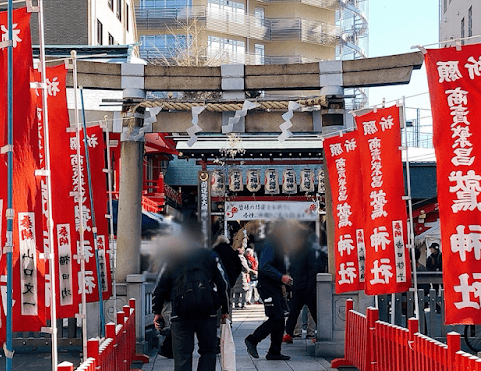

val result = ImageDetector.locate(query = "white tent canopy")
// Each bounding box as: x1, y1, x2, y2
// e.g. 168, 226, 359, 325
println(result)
415, 220, 441, 251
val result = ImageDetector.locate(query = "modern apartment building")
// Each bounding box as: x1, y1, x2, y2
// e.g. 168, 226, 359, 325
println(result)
135, 0, 368, 74
26, 0, 137, 47
439, 0, 481, 45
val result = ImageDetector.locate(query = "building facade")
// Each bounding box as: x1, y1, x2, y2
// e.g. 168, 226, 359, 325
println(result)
439, 0, 481, 45
135, 0, 367, 75
27, 0, 137, 47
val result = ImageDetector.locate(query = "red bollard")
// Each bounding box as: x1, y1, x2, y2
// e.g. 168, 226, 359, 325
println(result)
87, 338, 100, 363
447, 332, 461, 371
366, 306, 379, 371
56, 361, 74, 371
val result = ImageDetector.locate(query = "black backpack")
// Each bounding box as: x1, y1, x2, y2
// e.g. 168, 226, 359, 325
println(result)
172, 253, 218, 318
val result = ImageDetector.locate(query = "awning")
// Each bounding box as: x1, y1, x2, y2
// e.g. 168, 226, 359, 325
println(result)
415, 220, 441, 249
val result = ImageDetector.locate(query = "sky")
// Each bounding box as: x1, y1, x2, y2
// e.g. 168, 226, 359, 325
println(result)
365, 0, 439, 128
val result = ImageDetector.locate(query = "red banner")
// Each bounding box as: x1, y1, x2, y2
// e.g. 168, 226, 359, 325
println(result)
83, 125, 112, 301
0, 8, 47, 333
355, 105, 411, 295
36, 64, 80, 318
324, 130, 366, 293
425, 44, 481, 324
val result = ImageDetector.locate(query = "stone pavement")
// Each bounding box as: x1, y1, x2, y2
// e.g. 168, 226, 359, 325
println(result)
142, 304, 340, 371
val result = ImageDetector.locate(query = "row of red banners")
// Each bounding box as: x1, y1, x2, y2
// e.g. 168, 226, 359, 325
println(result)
324, 105, 412, 297
0, 7, 112, 342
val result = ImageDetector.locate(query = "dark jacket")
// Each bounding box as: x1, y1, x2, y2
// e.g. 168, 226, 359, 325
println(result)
426, 251, 442, 272
213, 241, 242, 288
288, 241, 317, 292
152, 247, 230, 318
257, 238, 286, 290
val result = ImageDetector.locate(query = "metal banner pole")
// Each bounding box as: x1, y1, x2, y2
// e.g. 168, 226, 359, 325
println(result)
5, 0, 14, 369
79, 88, 105, 336
71, 51, 88, 359
401, 97, 420, 321
103, 116, 118, 318
37, 0, 59, 367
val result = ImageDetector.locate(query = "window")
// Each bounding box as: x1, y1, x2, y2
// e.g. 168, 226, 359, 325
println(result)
443, 0, 447, 13
254, 8, 264, 27
468, 6, 472, 37
208, 0, 245, 23
108, 33, 115, 45
254, 44, 264, 65
116, 0, 122, 21
108, 0, 113, 11
97, 20, 103, 45
126, 4, 130, 31
140, 34, 189, 59
461, 17, 465, 44
207, 36, 245, 63
140, 0, 191, 8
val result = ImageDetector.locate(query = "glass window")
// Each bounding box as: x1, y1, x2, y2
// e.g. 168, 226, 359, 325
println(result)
207, 36, 245, 63
108, 0, 113, 11
126, 4, 130, 31
468, 6, 472, 37
97, 20, 103, 45
254, 8, 264, 26
461, 17, 465, 45
117, 0, 122, 20
140, 34, 189, 59
254, 44, 264, 65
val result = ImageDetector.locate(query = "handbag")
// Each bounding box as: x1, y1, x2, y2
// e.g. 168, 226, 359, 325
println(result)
220, 319, 236, 371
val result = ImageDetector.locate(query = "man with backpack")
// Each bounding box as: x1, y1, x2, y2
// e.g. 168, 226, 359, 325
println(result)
152, 228, 229, 371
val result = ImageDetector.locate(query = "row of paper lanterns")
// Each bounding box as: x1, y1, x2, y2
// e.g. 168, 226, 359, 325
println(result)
210, 167, 326, 196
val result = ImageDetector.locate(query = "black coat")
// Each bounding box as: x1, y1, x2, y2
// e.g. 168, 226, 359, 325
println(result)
213, 242, 242, 288
152, 247, 230, 318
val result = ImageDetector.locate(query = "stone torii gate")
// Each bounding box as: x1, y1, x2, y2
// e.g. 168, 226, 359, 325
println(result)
71, 51, 423, 353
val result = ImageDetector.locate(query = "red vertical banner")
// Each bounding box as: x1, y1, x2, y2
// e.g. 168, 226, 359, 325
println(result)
355, 105, 411, 295
425, 44, 481, 324
0, 7, 47, 333
324, 130, 366, 293
37, 64, 80, 318
83, 125, 112, 301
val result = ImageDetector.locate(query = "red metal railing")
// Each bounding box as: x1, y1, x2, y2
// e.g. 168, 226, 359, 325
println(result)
57, 298, 147, 371
332, 299, 481, 371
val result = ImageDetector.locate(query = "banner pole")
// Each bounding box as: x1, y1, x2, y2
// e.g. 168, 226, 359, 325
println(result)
79, 88, 105, 337
103, 116, 118, 318
37, 0, 59, 367
71, 50, 88, 360
401, 97, 420, 321
5, 0, 14, 370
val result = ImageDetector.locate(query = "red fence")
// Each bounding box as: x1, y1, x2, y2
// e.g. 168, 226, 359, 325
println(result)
57, 298, 148, 371
332, 299, 481, 371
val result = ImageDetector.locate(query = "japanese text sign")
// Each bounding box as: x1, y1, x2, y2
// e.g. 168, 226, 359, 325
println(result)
355, 105, 411, 295
425, 44, 481, 324
324, 131, 365, 293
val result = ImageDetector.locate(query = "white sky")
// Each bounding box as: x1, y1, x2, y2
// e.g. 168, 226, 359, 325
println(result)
366, 0, 439, 128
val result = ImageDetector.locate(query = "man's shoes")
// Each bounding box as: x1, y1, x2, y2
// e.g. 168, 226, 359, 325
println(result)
266, 353, 291, 361
245, 336, 259, 358
157, 347, 173, 359
282, 334, 293, 344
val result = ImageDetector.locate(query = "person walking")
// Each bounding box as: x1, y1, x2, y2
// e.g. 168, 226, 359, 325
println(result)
245, 247, 259, 304
244, 220, 293, 361
152, 224, 229, 371
282, 224, 318, 344
233, 247, 250, 309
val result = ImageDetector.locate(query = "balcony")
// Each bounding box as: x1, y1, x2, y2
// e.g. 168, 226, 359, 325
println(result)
269, 18, 340, 45
136, 6, 340, 45
255, 0, 339, 10
140, 47, 323, 66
